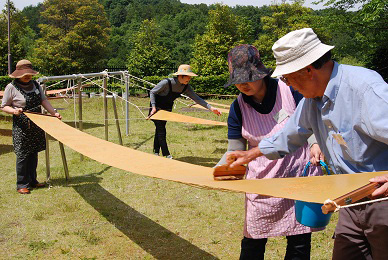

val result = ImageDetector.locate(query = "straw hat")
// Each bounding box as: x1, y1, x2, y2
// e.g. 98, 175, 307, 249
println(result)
172, 64, 198, 77
224, 44, 271, 88
271, 28, 334, 77
9, 60, 39, 78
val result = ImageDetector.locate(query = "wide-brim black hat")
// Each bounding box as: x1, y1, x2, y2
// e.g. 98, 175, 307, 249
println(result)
224, 45, 271, 88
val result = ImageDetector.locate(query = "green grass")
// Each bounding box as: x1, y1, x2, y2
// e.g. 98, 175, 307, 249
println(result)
0, 96, 336, 259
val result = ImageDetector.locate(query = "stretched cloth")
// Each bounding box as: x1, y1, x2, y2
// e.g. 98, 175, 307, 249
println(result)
148, 110, 227, 126
206, 101, 231, 108
190, 104, 229, 114
25, 112, 387, 204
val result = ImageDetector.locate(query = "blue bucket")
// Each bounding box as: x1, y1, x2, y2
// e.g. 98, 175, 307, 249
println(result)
295, 161, 332, 228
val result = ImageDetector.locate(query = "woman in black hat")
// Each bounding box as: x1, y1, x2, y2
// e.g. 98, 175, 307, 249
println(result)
1, 60, 61, 194
217, 45, 324, 259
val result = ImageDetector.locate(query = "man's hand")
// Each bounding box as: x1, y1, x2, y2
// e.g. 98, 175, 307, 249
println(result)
310, 143, 324, 166
210, 107, 221, 116
369, 175, 388, 198
226, 147, 263, 168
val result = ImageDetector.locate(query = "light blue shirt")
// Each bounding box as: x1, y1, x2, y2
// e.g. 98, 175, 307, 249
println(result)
259, 62, 388, 174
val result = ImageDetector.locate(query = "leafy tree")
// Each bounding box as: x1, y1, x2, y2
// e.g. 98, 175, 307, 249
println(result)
317, 0, 387, 79
254, 3, 327, 68
32, 0, 110, 75
21, 3, 45, 36
127, 19, 171, 77
158, 5, 208, 66
0, 1, 35, 74
191, 4, 254, 76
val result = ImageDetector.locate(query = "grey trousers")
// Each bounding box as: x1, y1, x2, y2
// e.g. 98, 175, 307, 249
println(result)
332, 199, 388, 260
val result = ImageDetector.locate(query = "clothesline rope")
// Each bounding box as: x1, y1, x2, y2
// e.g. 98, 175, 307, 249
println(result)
324, 196, 388, 212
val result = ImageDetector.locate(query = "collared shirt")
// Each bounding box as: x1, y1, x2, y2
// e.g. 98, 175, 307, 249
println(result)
149, 77, 210, 109
259, 62, 388, 174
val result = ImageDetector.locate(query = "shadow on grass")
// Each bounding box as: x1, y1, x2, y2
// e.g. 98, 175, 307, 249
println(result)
0, 115, 12, 122
0, 128, 12, 136
176, 156, 217, 167
186, 125, 225, 131
64, 121, 104, 130
128, 135, 154, 150
0, 144, 13, 155
71, 173, 218, 259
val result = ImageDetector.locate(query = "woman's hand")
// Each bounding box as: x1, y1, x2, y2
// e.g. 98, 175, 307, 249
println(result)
309, 143, 324, 166
210, 107, 221, 116
150, 107, 157, 116
13, 108, 23, 116
54, 112, 62, 120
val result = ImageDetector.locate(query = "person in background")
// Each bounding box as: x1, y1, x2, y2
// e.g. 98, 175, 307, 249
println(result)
1, 60, 61, 194
226, 28, 388, 260
149, 64, 221, 159
217, 44, 324, 260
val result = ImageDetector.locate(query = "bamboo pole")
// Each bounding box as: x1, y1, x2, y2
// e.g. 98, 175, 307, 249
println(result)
103, 76, 108, 141
322, 182, 380, 214
42, 83, 51, 182
112, 94, 123, 145
78, 78, 83, 160
59, 142, 70, 180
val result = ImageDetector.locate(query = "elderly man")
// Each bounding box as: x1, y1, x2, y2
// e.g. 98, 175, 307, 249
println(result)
227, 28, 388, 259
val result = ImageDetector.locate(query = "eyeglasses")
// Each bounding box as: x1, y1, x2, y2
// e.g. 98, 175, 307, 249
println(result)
280, 67, 311, 86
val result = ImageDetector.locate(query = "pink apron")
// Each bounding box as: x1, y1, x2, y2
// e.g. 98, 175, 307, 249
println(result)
238, 81, 323, 239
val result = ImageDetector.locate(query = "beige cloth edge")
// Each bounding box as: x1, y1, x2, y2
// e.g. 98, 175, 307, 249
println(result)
26, 112, 387, 204
207, 101, 231, 108
190, 104, 229, 114
148, 110, 227, 126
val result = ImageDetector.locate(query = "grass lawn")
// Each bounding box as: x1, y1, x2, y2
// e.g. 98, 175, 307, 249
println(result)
0, 95, 336, 259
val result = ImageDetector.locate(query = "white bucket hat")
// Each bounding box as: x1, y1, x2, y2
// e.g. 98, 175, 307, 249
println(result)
271, 28, 334, 77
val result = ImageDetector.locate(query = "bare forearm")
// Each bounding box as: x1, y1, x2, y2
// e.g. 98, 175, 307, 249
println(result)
41, 99, 56, 115
1, 105, 22, 115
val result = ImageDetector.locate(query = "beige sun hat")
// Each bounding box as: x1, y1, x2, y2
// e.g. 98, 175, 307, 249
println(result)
172, 64, 198, 77
271, 28, 334, 77
9, 60, 39, 78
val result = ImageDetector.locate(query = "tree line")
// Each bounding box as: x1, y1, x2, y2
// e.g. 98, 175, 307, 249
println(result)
0, 0, 387, 81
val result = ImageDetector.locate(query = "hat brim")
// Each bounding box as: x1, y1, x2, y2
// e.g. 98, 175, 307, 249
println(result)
9, 69, 39, 78
271, 44, 334, 77
224, 67, 271, 88
172, 72, 198, 77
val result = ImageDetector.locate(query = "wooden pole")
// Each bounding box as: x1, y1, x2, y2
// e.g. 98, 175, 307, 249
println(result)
103, 76, 109, 140
78, 78, 83, 161
59, 142, 70, 181
42, 83, 51, 182
112, 94, 123, 145
321, 182, 380, 214
125, 73, 130, 135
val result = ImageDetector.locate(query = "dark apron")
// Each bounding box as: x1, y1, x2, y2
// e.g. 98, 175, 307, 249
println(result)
12, 81, 46, 159
149, 78, 188, 114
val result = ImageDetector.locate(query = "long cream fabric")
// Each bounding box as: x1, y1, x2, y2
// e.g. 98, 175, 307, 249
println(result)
206, 101, 231, 108
26, 112, 387, 204
190, 104, 230, 114
148, 110, 227, 126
